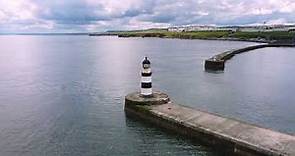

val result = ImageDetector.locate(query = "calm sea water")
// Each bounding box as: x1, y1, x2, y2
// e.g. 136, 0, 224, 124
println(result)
0, 35, 294, 156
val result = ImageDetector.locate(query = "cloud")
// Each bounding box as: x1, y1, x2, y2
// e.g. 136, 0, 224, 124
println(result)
0, 0, 295, 32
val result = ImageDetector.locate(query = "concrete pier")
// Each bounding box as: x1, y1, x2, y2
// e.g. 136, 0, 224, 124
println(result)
125, 92, 295, 156
205, 43, 295, 71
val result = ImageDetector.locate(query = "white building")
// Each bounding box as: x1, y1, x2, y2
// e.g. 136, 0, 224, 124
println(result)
168, 26, 186, 32
168, 24, 295, 33
168, 25, 238, 32
239, 25, 295, 32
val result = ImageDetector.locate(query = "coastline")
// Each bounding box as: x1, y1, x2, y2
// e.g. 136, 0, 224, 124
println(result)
89, 30, 295, 44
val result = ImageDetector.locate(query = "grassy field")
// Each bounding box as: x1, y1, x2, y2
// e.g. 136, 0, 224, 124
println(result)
228, 31, 295, 41
114, 29, 295, 43
117, 30, 230, 39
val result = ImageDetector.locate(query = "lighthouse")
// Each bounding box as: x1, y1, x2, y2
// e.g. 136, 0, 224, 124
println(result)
141, 57, 152, 97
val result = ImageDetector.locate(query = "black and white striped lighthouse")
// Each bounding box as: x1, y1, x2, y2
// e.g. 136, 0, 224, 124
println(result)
141, 57, 152, 97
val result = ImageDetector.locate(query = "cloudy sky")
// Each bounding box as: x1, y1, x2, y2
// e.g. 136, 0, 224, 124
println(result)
0, 0, 295, 33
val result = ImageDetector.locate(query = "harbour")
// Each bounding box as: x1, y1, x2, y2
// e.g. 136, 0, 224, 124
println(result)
2, 0, 295, 155
0, 36, 294, 155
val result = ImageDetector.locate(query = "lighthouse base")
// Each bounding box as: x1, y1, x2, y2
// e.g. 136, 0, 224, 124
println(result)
125, 91, 169, 106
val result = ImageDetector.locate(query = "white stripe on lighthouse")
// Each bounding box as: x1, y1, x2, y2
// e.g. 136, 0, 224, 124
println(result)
141, 76, 152, 83
141, 88, 152, 96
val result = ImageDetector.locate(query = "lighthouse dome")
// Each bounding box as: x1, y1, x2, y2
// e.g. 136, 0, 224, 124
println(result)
142, 57, 150, 65
142, 57, 151, 69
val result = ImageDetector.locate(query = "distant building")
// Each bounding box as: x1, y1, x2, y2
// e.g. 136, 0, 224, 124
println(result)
168, 25, 238, 32
238, 25, 295, 32
168, 27, 185, 32
168, 24, 295, 33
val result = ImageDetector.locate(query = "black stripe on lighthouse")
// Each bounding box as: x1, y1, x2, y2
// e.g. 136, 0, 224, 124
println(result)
141, 82, 152, 88
142, 72, 152, 77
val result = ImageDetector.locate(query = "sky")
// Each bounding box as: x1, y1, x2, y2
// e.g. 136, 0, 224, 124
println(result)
0, 0, 295, 33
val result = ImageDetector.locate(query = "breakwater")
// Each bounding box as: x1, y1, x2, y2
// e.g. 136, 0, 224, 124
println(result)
205, 43, 295, 71
125, 91, 295, 156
